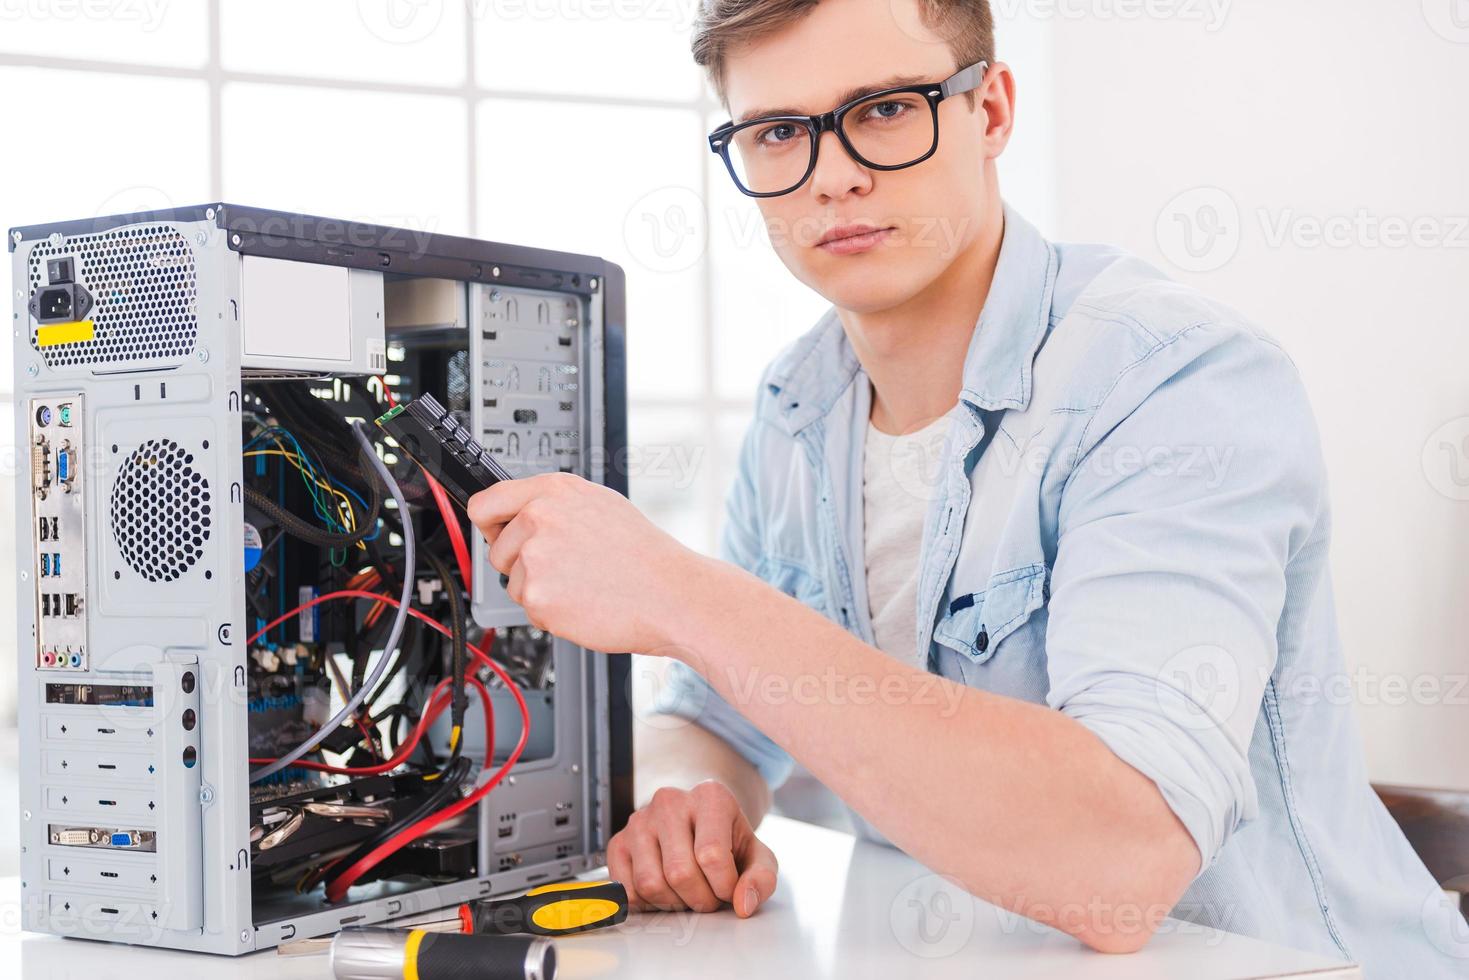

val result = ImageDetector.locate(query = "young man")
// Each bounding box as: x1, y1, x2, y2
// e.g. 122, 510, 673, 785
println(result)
466, 0, 1466, 970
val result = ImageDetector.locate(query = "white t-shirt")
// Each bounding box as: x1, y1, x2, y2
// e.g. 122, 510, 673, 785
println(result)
862, 414, 951, 671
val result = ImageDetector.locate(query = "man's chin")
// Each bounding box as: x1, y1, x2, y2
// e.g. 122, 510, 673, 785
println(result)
807, 268, 926, 316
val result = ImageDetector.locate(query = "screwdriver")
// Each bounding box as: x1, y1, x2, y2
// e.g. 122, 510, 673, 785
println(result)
278, 880, 628, 956
472, 880, 628, 937
326, 928, 556, 980
277, 904, 476, 956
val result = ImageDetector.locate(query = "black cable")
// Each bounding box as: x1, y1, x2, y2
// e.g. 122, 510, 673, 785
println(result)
362, 618, 418, 714
243, 473, 381, 550
310, 757, 472, 895
420, 548, 468, 741
249, 423, 414, 785
263, 383, 373, 479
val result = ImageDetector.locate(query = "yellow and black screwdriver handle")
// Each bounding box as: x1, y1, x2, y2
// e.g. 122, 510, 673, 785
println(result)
472, 880, 629, 937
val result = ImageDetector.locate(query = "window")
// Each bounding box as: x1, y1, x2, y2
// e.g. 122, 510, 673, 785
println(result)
0, 1, 818, 567
0, 6, 1056, 739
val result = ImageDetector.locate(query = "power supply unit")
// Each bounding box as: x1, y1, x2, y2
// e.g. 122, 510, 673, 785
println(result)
8, 204, 634, 954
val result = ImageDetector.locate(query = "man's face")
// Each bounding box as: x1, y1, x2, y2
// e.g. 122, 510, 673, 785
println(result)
720, 0, 999, 314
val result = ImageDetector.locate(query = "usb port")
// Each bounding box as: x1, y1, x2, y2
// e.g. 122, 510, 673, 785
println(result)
49, 517, 58, 539
41, 594, 50, 617
39, 517, 49, 542
52, 554, 60, 576
497, 825, 514, 838
40, 554, 50, 577
553, 814, 571, 827
64, 594, 78, 617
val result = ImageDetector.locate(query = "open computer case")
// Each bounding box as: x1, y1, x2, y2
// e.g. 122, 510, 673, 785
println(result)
8, 204, 633, 954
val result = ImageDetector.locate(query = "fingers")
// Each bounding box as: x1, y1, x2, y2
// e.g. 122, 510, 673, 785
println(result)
467, 471, 582, 530
656, 817, 722, 913
604, 785, 758, 916
732, 829, 779, 918
466, 474, 548, 529
689, 785, 741, 903
487, 511, 533, 575
605, 830, 639, 907
623, 822, 681, 911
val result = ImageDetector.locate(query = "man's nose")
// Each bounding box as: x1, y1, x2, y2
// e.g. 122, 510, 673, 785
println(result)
806, 129, 873, 203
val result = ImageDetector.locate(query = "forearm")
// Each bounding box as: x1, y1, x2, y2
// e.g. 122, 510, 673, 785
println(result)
665, 555, 1199, 952
633, 720, 773, 826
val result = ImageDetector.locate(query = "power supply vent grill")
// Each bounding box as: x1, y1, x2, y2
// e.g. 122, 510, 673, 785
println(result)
109, 439, 212, 583
27, 225, 199, 368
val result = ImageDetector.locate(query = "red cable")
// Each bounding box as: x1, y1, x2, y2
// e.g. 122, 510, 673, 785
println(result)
246, 591, 511, 772
380, 374, 474, 592
250, 676, 452, 775
326, 643, 527, 901
245, 586, 529, 902
429, 475, 475, 593
326, 644, 527, 902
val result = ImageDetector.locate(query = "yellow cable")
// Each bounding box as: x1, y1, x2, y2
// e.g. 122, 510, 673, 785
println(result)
423, 726, 463, 782
244, 446, 365, 549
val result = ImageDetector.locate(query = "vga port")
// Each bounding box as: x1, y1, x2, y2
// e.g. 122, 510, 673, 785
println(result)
57, 441, 75, 489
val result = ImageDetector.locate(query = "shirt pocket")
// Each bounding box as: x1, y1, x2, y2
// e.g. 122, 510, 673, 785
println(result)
754, 555, 829, 617
933, 563, 1048, 665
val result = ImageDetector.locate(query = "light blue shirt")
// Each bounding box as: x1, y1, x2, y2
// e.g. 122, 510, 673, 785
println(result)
654, 204, 1468, 975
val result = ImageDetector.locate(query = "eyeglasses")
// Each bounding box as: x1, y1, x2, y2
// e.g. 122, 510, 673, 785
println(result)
708, 61, 989, 199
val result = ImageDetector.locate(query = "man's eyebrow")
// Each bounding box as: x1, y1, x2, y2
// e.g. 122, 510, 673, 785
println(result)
734, 74, 932, 124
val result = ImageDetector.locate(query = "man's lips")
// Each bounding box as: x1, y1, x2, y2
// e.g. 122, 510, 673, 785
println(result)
815, 224, 896, 255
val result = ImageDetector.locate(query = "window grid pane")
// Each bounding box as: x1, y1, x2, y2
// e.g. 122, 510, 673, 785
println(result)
0, 9, 741, 706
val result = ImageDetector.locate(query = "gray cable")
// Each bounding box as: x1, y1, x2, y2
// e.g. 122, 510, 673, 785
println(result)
249, 421, 415, 784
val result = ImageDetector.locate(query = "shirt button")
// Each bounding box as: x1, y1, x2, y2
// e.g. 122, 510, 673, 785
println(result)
976, 627, 989, 653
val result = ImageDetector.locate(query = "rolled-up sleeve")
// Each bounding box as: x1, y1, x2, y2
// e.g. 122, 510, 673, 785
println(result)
649, 406, 795, 791
1044, 322, 1326, 872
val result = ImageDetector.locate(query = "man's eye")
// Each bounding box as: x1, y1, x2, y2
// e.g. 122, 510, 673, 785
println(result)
755, 123, 801, 147
862, 100, 911, 122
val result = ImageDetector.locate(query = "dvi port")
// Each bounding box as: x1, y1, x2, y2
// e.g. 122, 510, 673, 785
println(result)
48, 825, 157, 851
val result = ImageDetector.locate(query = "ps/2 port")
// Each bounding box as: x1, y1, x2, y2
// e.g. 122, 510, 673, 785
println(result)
35, 405, 52, 427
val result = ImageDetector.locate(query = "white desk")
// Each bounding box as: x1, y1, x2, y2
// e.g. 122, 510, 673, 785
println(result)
2, 816, 1358, 979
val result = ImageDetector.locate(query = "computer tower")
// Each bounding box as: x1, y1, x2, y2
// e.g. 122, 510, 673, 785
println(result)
8, 205, 633, 954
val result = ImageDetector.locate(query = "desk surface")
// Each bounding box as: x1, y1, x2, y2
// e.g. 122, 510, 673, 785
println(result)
2, 816, 1357, 979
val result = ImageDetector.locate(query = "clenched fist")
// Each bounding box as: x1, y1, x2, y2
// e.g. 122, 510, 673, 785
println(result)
607, 781, 778, 917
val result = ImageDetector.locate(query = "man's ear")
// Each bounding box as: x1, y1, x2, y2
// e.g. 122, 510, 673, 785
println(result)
979, 61, 1017, 160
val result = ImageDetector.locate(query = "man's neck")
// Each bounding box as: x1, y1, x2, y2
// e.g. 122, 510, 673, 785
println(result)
841, 204, 1005, 436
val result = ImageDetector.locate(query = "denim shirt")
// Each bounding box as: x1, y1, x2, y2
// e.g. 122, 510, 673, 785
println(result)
653, 203, 1467, 975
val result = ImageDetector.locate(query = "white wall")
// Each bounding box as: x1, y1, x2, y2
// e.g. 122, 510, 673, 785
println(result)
1037, 0, 1469, 788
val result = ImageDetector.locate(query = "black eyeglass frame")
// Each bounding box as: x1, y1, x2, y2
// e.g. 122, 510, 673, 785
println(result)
707, 60, 990, 199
